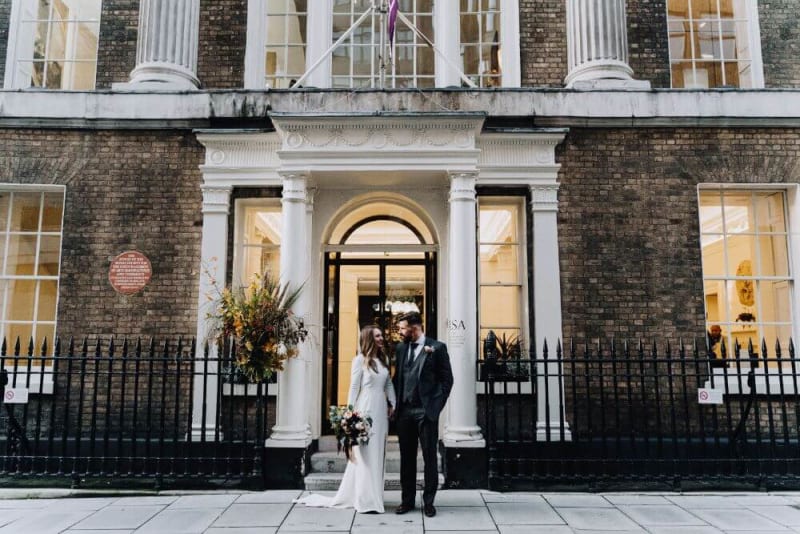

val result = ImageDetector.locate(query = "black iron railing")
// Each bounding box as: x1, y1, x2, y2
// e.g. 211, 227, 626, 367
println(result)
479, 337, 800, 490
0, 337, 274, 489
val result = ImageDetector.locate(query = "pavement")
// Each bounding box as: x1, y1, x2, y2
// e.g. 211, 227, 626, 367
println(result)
2, 489, 800, 533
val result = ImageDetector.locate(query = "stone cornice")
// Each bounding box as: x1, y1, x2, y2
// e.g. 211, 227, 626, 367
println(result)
3, 90, 800, 128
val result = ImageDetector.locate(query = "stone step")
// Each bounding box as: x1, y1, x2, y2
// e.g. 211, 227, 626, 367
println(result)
303, 471, 445, 492
318, 435, 401, 452
311, 449, 435, 473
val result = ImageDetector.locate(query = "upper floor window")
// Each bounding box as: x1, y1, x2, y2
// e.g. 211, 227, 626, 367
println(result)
700, 189, 793, 357
460, 0, 501, 87
667, 0, 763, 88
4, 0, 102, 90
246, 0, 520, 89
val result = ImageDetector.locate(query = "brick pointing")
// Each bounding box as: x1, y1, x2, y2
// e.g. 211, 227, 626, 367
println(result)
197, 0, 248, 89
558, 128, 800, 343
627, 0, 671, 88
95, 0, 139, 89
0, 129, 203, 339
520, 0, 567, 87
759, 0, 800, 88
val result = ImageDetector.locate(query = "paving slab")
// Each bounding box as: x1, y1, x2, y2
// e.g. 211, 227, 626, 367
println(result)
0, 499, 50, 509
0, 509, 30, 528
667, 496, 742, 509
235, 490, 303, 503
136, 508, 223, 534
0, 510, 89, 534
546, 494, 613, 507
423, 506, 497, 531
280, 506, 355, 531
487, 501, 565, 525
46, 497, 118, 510
498, 526, 574, 533
351, 509, 422, 528
689, 508, 791, 531
167, 494, 238, 509
112, 495, 177, 506
206, 529, 278, 534
211, 503, 293, 527
481, 492, 548, 503
351, 527, 423, 534
557, 507, 645, 531
646, 528, 723, 534
434, 490, 486, 506
618, 504, 707, 526
70, 505, 164, 530
604, 494, 673, 505
65, 531, 136, 534
749, 505, 800, 527
732, 495, 794, 506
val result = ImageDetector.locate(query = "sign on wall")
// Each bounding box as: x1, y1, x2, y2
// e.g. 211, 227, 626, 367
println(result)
109, 251, 152, 295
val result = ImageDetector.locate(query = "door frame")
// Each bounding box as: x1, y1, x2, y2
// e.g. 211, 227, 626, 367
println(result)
322, 253, 437, 432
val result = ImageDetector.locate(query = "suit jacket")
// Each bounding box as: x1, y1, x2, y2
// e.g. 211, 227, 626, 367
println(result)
393, 336, 454, 421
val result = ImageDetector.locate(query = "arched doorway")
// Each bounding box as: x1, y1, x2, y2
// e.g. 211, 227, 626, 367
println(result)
322, 201, 437, 431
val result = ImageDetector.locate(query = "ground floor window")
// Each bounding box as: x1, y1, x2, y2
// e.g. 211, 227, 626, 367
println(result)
478, 196, 526, 355
0, 186, 64, 355
699, 188, 793, 358
232, 200, 281, 288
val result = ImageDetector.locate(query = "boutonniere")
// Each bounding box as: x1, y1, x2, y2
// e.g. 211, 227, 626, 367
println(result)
423, 345, 434, 354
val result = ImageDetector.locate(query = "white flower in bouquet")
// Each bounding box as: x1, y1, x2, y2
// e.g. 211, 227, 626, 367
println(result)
276, 342, 287, 356
355, 422, 364, 430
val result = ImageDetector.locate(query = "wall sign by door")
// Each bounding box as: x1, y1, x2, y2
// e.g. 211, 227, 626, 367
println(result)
109, 251, 152, 295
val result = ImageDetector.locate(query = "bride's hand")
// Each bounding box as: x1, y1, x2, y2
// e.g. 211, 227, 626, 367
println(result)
387, 406, 395, 419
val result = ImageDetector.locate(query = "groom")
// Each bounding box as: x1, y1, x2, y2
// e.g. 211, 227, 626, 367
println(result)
392, 311, 453, 517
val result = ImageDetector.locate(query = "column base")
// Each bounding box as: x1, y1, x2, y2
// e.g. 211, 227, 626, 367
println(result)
266, 424, 312, 449
116, 61, 201, 91
570, 79, 652, 91
564, 59, 650, 90
443, 425, 484, 446
262, 440, 315, 489
441, 441, 487, 489
189, 424, 222, 441
536, 421, 573, 442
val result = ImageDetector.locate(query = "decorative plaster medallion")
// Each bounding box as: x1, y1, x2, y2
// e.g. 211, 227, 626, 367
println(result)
209, 150, 226, 165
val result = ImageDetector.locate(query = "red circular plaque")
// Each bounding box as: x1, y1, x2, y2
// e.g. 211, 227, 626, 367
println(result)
109, 251, 152, 295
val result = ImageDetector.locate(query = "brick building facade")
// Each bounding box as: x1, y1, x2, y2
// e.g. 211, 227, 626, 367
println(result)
1, 0, 799, 489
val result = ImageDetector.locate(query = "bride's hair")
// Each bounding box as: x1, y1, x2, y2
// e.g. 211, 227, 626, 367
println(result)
359, 324, 387, 373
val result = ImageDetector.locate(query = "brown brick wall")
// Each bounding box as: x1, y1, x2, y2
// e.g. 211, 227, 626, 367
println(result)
759, 0, 800, 88
95, 0, 139, 89
519, 0, 567, 87
627, 0, 671, 88
197, 0, 248, 89
557, 128, 800, 343
0, 129, 204, 339
0, 0, 10, 87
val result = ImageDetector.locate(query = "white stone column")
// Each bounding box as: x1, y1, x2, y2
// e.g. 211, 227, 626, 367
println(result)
191, 185, 231, 439
127, 0, 201, 89
530, 184, 571, 441
267, 172, 312, 447
564, 0, 650, 89
443, 171, 484, 446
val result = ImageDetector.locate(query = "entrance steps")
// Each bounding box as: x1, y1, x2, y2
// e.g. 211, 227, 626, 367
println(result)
304, 435, 443, 491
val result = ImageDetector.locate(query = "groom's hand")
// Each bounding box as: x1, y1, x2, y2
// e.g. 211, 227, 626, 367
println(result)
387, 406, 395, 420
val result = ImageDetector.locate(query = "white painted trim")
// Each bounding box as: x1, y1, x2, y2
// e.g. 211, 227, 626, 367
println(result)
1, 369, 54, 395
221, 382, 277, 396
500, 0, 521, 87
705, 367, 800, 395
748, 0, 765, 88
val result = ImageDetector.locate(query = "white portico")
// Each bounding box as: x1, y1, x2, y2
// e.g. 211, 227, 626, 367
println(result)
194, 113, 568, 471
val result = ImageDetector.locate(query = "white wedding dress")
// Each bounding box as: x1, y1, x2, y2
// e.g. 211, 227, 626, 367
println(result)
295, 354, 396, 513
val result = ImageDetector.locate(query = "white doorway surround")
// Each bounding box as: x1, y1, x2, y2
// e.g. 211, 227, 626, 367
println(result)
194, 113, 569, 456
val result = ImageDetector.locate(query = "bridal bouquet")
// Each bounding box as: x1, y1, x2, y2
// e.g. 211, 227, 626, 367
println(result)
329, 405, 372, 461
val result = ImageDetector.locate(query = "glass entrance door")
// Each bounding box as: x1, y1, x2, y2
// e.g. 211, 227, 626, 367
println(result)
323, 258, 434, 428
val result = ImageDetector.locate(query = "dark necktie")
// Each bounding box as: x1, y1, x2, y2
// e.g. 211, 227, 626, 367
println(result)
406, 342, 419, 367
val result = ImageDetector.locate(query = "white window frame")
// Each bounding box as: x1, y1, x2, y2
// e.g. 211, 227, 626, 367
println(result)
666, 0, 764, 89
244, 0, 520, 89
4, 0, 102, 90
700, 183, 799, 395
476, 195, 530, 394
1, 184, 66, 395
227, 197, 282, 396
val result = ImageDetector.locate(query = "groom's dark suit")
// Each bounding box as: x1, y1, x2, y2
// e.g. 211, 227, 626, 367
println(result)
393, 335, 454, 509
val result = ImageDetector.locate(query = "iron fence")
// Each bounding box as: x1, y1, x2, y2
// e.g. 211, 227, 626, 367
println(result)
479, 337, 800, 490
0, 337, 274, 489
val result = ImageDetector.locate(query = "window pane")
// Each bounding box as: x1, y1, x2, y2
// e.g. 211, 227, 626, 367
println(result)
41, 192, 63, 232
722, 192, 753, 233
7, 234, 38, 275
243, 206, 281, 245
6, 279, 36, 321
5, 323, 33, 349
479, 204, 518, 242
757, 235, 789, 277
10, 192, 42, 232
755, 192, 786, 233
480, 244, 519, 284
480, 286, 521, 329
725, 234, 755, 277
0, 193, 8, 231
38, 235, 61, 276
36, 279, 58, 322
36, 323, 55, 355
759, 280, 792, 324
240, 246, 279, 284
704, 279, 726, 323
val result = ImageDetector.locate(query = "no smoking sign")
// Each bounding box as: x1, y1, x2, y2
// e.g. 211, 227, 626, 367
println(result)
697, 387, 723, 405
3, 388, 28, 404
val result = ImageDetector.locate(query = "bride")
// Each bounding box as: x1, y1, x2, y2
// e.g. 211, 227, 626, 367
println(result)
295, 324, 397, 513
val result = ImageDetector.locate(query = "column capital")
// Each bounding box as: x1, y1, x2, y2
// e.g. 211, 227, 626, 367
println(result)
280, 172, 308, 204
200, 185, 232, 214
529, 183, 560, 212
448, 171, 478, 203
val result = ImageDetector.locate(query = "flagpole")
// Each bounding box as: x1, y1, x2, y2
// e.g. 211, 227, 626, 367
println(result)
378, 0, 386, 89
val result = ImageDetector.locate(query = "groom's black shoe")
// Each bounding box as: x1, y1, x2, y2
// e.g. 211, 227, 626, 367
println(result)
424, 504, 436, 517
395, 504, 414, 514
